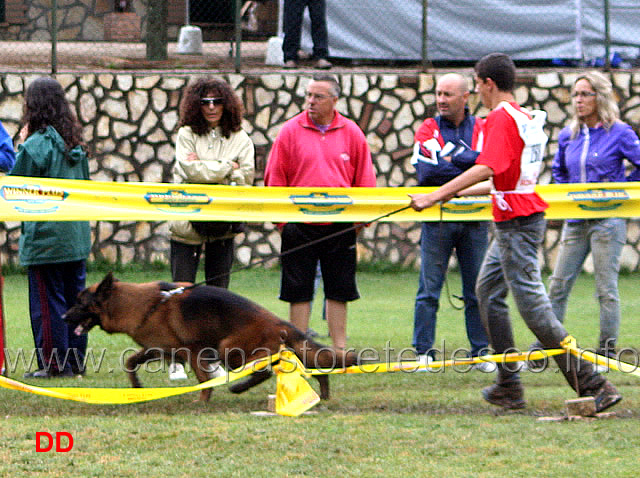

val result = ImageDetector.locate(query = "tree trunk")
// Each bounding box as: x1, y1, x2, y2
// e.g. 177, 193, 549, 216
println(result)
146, 0, 168, 61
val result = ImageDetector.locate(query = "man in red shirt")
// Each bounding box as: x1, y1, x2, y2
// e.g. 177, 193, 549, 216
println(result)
409, 53, 621, 413
265, 74, 376, 350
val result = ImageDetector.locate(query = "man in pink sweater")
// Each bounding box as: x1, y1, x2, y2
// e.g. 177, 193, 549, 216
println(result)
265, 74, 376, 350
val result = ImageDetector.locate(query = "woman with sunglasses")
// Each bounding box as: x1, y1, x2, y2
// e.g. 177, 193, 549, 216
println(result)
167, 78, 254, 379
170, 77, 255, 287
548, 71, 640, 365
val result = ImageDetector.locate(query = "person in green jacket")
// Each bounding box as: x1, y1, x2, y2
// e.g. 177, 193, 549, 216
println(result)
11, 76, 90, 378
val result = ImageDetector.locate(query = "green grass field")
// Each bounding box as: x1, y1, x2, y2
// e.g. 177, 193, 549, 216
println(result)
1, 266, 639, 477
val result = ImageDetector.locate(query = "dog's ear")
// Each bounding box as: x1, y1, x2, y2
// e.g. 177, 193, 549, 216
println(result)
96, 272, 117, 300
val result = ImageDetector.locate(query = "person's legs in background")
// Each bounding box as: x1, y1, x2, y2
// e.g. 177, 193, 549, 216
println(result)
413, 222, 454, 362
169, 240, 202, 379
170, 240, 201, 283
203, 237, 235, 289
456, 221, 492, 371
307, 0, 331, 68
282, 0, 306, 67
63, 260, 88, 375
25, 261, 87, 378
320, 224, 359, 350
548, 221, 589, 326
325, 299, 346, 350
456, 222, 489, 355
290, 301, 312, 335
590, 218, 626, 355
307, 261, 326, 338
280, 223, 319, 335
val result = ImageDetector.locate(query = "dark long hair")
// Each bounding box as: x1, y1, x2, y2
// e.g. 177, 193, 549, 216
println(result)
178, 77, 243, 138
22, 76, 85, 149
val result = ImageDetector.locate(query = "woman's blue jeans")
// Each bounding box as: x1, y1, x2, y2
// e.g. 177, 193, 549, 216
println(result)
549, 218, 626, 351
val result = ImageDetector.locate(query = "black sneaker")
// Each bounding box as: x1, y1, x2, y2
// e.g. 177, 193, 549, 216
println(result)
588, 380, 622, 413
482, 382, 526, 409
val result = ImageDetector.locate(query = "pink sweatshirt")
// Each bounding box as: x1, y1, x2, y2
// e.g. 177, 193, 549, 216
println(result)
264, 110, 376, 188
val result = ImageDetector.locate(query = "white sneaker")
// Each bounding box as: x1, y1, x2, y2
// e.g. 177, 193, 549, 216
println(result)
472, 361, 497, 373
416, 354, 432, 365
168, 362, 188, 380
415, 354, 436, 371
204, 361, 226, 379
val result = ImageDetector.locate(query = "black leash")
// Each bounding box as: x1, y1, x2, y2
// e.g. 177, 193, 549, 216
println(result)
183, 204, 412, 291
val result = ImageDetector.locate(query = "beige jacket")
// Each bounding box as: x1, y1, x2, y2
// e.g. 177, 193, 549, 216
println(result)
169, 125, 255, 244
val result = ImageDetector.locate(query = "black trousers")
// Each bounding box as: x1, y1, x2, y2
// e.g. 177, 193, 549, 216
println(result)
283, 0, 328, 62
170, 239, 234, 288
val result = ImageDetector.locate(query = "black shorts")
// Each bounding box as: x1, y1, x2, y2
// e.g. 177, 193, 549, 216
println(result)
279, 223, 360, 303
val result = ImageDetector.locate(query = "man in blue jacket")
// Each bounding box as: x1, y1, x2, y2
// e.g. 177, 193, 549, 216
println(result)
411, 73, 491, 371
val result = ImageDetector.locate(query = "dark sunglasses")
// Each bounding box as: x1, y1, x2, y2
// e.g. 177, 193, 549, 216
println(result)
200, 97, 224, 106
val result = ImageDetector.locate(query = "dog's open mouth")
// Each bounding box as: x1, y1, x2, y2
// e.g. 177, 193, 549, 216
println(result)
73, 318, 96, 336
65, 314, 97, 336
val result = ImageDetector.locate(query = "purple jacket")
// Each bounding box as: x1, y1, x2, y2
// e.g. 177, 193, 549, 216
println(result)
552, 122, 640, 184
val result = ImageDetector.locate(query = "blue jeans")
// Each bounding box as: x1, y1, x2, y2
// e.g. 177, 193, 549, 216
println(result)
413, 221, 490, 357
549, 218, 626, 350
476, 213, 602, 393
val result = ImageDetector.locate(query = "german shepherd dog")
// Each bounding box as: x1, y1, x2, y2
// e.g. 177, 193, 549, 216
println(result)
63, 272, 358, 401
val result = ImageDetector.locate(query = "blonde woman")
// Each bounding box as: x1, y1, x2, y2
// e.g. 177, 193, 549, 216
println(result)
549, 71, 640, 361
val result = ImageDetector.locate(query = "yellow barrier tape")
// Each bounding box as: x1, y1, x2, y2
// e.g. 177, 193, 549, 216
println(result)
2, 176, 639, 222
3, 342, 639, 417
0, 354, 278, 404
560, 336, 640, 377
306, 349, 567, 375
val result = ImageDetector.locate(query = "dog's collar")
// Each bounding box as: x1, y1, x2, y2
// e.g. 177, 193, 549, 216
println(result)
160, 286, 185, 303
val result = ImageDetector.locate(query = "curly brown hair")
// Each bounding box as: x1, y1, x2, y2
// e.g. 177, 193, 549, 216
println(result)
22, 76, 85, 150
178, 77, 244, 138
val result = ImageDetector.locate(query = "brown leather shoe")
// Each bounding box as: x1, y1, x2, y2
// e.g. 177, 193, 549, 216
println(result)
482, 382, 526, 409
586, 380, 622, 413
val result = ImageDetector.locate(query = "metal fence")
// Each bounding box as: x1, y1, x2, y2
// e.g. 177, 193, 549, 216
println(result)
0, 1, 638, 72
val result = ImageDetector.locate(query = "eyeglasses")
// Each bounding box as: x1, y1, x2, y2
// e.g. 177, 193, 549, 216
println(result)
200, 97, 224, 106
571, 91, 597, 98
305, 92, 333, 101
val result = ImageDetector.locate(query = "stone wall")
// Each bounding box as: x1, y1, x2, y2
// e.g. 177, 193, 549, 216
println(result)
1, 70, 639, 271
